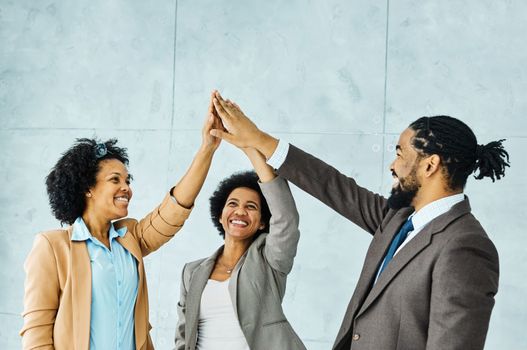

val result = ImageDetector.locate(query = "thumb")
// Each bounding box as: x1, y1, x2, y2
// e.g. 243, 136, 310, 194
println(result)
210, 129, 233, 142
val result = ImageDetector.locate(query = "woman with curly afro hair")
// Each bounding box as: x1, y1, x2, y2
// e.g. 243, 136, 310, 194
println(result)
21, 93, 222, 350
174, 113, 306, 348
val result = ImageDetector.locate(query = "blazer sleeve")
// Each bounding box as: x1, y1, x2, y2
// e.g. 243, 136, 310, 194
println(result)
277, 144, 389, 235
20, 234, 59, 350
426, 234, 499, 350
174, 264, 189, 350
117, 190, 192, 257
260, 176, 300, 275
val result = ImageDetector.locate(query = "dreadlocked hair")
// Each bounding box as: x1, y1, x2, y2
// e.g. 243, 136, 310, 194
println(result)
409, 116, 510, 190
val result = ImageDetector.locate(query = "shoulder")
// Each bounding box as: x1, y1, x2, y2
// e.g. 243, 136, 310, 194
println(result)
113, 218, 140, 241
445, 213, 494, 243
182, 257, 209, 278
25, 229, 71, 269
439, 213, 499, 261
179, 257, 208, 287
114, 217, 139, 231
243, 234, 270, 262
184, 257, 208, 271
248, 233, 268, 251
37, 228, 71, 250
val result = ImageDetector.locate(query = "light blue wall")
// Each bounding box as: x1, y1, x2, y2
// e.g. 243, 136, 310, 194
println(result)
1, 1, 525, 349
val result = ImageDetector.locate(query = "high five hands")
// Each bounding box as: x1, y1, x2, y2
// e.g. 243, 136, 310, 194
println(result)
209, 90, 279, 159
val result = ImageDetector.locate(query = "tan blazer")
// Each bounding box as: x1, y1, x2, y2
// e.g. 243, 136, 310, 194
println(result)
278, 145, 499, 350
20, 192, 192, 350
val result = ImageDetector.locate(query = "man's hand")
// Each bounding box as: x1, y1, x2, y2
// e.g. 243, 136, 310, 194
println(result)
210, 91, 279, 158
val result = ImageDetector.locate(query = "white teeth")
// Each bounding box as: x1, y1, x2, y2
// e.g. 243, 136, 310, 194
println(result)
392, 178, 400, 187
115, 197, 129, 203
230, 219, 248, 226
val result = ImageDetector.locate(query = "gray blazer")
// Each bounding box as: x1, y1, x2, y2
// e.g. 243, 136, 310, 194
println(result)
174, 176, 306, 350
277, 145, 499, 350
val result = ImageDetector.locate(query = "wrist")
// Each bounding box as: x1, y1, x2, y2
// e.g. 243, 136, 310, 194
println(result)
197, 144, 216, 157
255, 132, 279, 160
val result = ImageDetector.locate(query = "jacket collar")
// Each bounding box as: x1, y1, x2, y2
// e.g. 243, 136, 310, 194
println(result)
184, 247, 221, 348
355, 197, 472, 318
71, 217, 127, 243
67, 225, 92, 350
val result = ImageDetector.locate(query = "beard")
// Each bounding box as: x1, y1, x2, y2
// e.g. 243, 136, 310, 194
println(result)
387, 167, 420, 210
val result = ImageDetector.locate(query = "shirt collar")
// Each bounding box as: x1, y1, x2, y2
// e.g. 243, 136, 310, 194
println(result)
410, 193, 465, 233
71, 217, 127, 241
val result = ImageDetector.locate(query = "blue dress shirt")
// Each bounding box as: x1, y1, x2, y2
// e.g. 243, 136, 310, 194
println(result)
71, 217, 139, 350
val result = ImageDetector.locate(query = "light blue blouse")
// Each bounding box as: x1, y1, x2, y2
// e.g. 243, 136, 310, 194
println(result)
71, 217, 139, 350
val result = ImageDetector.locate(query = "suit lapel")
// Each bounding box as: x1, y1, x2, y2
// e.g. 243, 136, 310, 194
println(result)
117, 233, 143, 262
355, 198, 472, 319
68, 226, 92, 350
333, 209, 411, 348
355, 225, 432, 318
353, 209, 412, 306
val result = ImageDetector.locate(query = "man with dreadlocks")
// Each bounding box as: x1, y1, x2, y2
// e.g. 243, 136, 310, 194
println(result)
209, 91, 509, 350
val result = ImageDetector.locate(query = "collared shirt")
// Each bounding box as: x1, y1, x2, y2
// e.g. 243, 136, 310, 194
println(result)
373, 194, 465, 283
71, 217, 139, 350
397, 193, 465, 253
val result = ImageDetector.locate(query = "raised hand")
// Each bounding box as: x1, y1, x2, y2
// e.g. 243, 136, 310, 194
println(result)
210, 91, 279, 159
209, 91, 263, 148
201, 91, 223, 152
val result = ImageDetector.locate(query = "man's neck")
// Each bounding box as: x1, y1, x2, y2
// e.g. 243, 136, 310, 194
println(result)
413, 189, 463, 212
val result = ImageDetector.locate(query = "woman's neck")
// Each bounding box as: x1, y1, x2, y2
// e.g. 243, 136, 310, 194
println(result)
221, 237, 252, 265
81, 211, 111, 243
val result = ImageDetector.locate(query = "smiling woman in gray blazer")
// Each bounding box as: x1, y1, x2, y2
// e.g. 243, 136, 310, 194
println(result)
175, 147, 306, 350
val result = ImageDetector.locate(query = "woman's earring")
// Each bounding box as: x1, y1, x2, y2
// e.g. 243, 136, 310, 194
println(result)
86, 192, 92, 197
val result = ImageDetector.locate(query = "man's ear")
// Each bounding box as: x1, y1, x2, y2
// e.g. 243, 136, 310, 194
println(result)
424, 154, 441, 177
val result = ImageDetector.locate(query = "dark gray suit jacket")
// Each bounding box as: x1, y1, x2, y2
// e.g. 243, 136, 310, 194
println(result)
174, 177, 306, 350
277, 145, 499, 350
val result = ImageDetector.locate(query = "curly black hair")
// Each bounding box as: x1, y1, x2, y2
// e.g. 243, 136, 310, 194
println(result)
45, 138, 129, 225
209, 171, 271, 239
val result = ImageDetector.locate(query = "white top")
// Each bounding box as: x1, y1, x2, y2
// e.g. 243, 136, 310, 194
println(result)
196, 279, 250, 350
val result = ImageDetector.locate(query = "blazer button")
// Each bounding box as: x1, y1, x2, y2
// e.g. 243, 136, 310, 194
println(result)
352, 333, 360, 341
